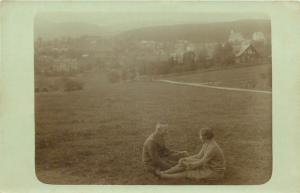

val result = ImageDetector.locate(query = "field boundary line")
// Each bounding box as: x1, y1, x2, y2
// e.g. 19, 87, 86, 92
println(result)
158, 79, 272, 94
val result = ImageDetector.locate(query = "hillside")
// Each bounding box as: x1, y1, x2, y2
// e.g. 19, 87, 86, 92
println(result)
36, 68, 271, 184
117, 19, 271, 43
34, 21, 110, 40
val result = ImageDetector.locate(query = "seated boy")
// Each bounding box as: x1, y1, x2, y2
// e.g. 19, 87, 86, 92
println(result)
142, 123, 189, 173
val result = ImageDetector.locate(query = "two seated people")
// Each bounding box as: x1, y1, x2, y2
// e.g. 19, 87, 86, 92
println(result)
142, 123, 226, 180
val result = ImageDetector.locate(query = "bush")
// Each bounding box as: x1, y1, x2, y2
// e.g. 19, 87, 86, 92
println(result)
107, 70, 121, 83
62, 78, 84, 92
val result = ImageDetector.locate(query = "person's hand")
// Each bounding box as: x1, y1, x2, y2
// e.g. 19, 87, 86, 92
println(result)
180, 151, 189, 157
179, 158, 187, 165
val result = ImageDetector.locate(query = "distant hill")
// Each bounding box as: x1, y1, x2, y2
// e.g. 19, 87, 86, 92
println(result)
34, 21, 110, 40
117, 19, 271, 43
34, 19, 271, 43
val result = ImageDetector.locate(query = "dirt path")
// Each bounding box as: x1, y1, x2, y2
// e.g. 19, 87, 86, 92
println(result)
158, 79, 272, 94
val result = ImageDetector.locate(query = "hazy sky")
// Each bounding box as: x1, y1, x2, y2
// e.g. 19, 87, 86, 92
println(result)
36, 12, 269, 32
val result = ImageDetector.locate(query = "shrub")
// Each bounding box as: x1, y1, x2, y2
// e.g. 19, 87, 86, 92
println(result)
62, 78, 84, 92
107, 70, 121, 83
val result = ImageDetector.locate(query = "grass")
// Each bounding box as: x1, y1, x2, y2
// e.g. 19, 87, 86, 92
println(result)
165, 64, 272, 91
35, 66, 272, 185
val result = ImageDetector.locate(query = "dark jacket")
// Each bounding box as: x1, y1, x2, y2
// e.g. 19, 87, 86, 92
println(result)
142, 133, 172, 170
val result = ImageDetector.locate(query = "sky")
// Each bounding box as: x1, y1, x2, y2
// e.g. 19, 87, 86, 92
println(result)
36, 11, 269, 33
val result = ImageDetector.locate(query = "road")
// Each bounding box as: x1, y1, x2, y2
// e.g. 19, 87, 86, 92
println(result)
158, 79, 272, 94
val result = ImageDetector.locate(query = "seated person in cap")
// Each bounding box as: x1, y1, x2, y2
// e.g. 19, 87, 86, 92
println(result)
142, 123, 189, 173
156, 127, 226, 180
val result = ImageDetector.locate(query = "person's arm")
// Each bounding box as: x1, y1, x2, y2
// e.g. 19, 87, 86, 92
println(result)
184, 147, 204, 160
163, 147, 189, 158
179, 148, 204, 166
194, 148, 204, 159
162, 145, 175, 155
148, 142, 170, 169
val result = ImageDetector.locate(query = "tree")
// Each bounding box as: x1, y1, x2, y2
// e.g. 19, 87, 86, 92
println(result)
107, 70, 121, 83
213, 43, 224, 66
213, 42, 235, 66
183, 51, 196, 70
155, 60, 172, 75
196, 48, 207, 69
222, 43, 235, 65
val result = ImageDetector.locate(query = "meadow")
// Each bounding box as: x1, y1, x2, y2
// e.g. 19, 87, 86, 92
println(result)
165, 64, 272, 91
35, 65, 272, 184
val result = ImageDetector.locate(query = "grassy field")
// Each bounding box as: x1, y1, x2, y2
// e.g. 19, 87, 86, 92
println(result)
165, 64, 272, 91
35, 66, 272, 185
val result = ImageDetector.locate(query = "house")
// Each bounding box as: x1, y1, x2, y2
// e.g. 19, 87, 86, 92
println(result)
252, 32, 266, 43
234, 43, 260, 64
228, 30, 245, 44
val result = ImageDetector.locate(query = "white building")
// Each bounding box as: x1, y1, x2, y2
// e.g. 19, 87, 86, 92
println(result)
228, 30, 245, 44
252, 32, 266, 43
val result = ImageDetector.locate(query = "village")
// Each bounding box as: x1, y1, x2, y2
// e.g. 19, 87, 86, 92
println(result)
34, 29, 271, 91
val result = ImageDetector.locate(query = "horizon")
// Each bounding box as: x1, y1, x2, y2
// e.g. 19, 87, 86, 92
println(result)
35, 12, 269, 37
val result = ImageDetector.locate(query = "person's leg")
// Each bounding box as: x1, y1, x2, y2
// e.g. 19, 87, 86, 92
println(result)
159, 157, 176, 170
161, 163, 185, 174
160, 152, 189, 170
159, 171, 187, 179
206, 171, 224, 180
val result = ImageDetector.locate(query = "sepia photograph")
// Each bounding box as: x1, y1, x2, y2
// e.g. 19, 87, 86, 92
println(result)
34, 11, 272, 185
